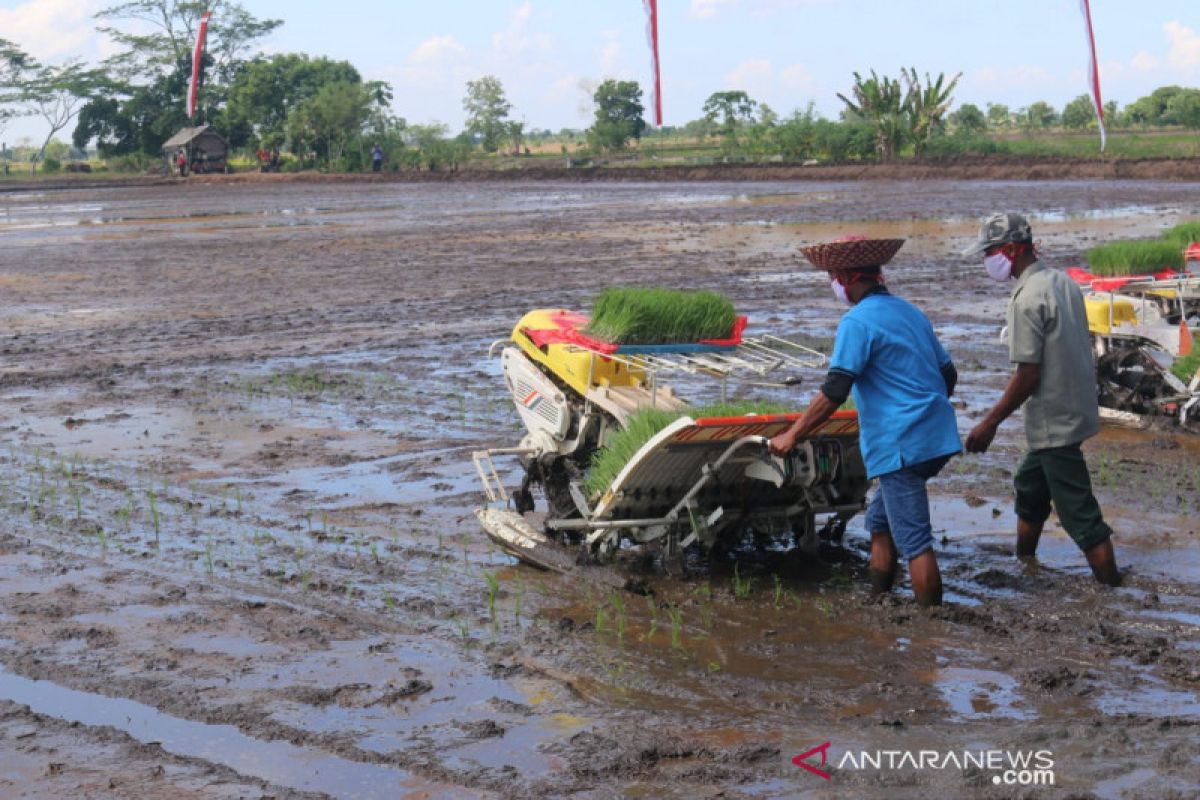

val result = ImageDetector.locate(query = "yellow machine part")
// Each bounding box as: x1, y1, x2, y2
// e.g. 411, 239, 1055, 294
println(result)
1084, 295, 1138, 335
512, 309, 646, 398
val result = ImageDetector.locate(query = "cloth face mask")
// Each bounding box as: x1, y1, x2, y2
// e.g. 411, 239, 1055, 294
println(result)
984, 252, 1013, 282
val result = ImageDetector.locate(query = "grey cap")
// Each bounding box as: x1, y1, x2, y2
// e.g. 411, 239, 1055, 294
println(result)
962, 212, 1033, 257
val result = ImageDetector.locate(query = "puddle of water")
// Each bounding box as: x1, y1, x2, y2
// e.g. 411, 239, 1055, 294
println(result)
934, 667, 1032, 721
174, 631, 286, 659
0, 666, 459, 799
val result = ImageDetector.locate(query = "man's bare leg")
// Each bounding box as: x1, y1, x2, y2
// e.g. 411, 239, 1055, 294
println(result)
869, 531, 897, 594
908, 551, 943, 607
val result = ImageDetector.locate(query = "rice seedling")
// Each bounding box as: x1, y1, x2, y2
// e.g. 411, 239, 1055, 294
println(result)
1171, 351, 1200, 384
667, 604, 685, 651
707, 661, 722, 673
484, 572, 500, 620
595, 601, 609, 635
645, 595, 660, 639
204, 536, 215, 576
95, 523, 108, 553
608, 592, 627, 644
773, 574, 784, 609
582, 401, 796, 496
1085, 240, 1185, 276
147, 490, 161, 548
732, 562, 754, 600
513, 579, 526, 623
584, 287, 737, 344
370, 541, 381, 564
1162, 220, 1200, 247
300, 569, 313, 592
383, 595, 397, 613
816, 597, 833, 617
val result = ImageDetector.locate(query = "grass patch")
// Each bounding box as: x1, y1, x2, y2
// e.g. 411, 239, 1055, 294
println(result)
582, 400, 795, 496
1172, 351, 1200, 384
584, 287, 736, 344
1085, 240, 1185, 276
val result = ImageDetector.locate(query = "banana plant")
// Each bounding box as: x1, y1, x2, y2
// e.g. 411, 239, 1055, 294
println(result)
837, 70, 906, 162
902, 68, 963, 158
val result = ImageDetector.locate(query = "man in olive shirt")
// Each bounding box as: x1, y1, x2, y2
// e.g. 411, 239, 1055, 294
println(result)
963, 213, 1120, 586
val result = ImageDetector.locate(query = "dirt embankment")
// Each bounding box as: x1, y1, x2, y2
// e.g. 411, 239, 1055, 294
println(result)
4, 153, 1200, 194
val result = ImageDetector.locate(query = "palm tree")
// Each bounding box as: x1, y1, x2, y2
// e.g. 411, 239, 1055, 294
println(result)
837, 70, 906, 162
902, 68, 962, 158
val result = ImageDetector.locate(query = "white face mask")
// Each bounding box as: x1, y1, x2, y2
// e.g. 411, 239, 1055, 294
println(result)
831, 277, 851, 305
984, 251, 1013, 282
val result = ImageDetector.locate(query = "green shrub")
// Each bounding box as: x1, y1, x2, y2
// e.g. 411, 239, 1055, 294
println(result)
41, 157, 61, 173
1085, 240, 1185, 276
584, 287, 736, 344
583, 401, 795, 497
1172, 351, 1200, 384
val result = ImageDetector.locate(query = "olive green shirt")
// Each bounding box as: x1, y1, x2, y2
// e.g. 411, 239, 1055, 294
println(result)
1007, 261, 1100, 449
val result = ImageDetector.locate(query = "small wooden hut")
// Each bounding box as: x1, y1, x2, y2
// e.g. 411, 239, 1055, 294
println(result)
162, 125, 230, 174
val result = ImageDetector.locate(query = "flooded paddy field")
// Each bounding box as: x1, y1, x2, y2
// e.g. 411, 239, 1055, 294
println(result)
0, 177, 1198, 798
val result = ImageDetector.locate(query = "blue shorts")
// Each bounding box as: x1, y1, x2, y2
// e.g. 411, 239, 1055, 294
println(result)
862, 455, 952, 561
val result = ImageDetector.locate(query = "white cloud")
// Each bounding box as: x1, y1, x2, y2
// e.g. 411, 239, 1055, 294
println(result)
599, 35, 624, 77
1164, 20, 1200, 71
408, 35, 467, 66
725, 58, 772, 94
0, 0, 106, 63
689, 0, 737, 20
493, 2, 552, 57
1131, 51, 1161, 72
780, 63, 815, 92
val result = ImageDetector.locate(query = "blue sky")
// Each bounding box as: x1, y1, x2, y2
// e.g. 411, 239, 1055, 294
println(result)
2, 0, 1199, 143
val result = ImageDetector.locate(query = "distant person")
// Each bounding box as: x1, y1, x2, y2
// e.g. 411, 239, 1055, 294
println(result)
962, 213, 1121, 587
769, 236, 961, 607
372, 143, 384, 172
176, 149, 187, 177
270, 148, 281, 172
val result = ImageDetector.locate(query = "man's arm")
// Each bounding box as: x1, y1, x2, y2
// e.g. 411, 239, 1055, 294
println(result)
941, 361, 958, 397
965, 362, 1040, 453
768, 390, 840, 456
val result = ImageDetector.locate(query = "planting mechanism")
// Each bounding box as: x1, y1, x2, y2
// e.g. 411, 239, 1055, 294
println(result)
472, 309, 871, 572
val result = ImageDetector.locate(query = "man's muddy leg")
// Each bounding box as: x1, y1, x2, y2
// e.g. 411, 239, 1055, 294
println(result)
869, 531, 897, 593
908, 550, 942, 607
1084, 538, 1121, 586
1016, 516, 1043, 558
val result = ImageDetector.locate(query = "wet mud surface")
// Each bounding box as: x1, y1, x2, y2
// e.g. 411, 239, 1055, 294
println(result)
0, 178, 1199, 798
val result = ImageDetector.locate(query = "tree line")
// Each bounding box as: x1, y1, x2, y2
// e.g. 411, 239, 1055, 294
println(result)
2, 3, 1198, 173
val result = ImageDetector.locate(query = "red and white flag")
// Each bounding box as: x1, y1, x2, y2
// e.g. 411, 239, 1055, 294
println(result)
642, 0, 662, 126
1079, 0, 1106, 151
187, 10, 212, 119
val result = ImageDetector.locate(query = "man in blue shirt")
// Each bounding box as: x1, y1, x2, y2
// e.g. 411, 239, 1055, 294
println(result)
770, 237, 961, 606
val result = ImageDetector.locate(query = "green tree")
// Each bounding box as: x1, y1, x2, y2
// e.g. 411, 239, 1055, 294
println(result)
948, 103, 987, 134
96, 0, 280, 85
587, 79, 645, 152
287, 80, 388, 168
702, 90, 759, 151
837, 70, 905, 161
1021, 101, 1058, 130
74, 67, 189, 156
1061, 94, 1096, 130
222, 54, 361, 148
1166, 89, 1200, 129
20, 62, 105, 172
1127, 86, 1184, 126
462, 75, 511, 153
0, 39, 34, 140
986, 102, 1011, 129
901, 68, 961, 157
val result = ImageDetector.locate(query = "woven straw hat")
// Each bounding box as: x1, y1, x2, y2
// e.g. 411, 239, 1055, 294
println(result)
799, 235, 905, 271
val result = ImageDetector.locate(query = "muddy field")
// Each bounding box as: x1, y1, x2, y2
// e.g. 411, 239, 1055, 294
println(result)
0, 177, 1198, 799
